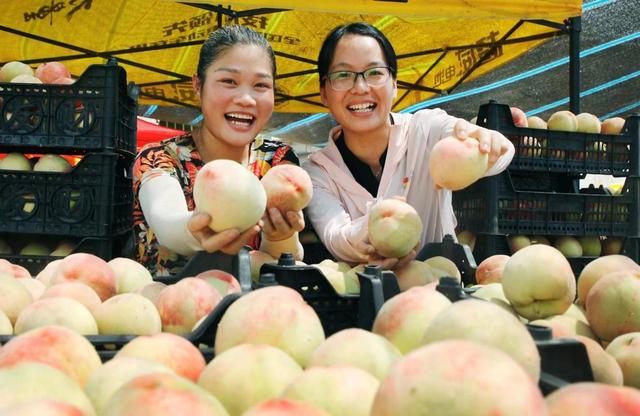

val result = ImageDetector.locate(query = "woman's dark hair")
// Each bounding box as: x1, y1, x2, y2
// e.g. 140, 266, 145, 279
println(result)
317, 22, 397, 86
196, 24, 276, 86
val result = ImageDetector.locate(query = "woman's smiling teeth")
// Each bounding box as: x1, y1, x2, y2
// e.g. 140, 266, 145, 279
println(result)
348, 103, 376, 113
225, 113, 255, 126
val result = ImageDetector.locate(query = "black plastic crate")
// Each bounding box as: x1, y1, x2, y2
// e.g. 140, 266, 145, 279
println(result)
0, 59, 136, 155
0, 231, 134, 276
260, 257, 399, 336
416, 234, 477, 286
476, 101, 640, 177
453, 172, 640, 237
0, 152, 133, 237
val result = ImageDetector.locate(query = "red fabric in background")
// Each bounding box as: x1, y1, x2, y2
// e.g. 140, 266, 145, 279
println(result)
136, 117, 187, 150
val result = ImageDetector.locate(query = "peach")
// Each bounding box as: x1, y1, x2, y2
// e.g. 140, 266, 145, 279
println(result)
510, 106, 528, 127
50, 253, 117, 301
527, 116, 548, 129
530, 235, 551, 245
215, 286, 325, 367
35, 62, 71, 84
107, 257, 153, 294
545, 382, 640, 415
372, 285, 451, 354
475, 254, 510, 284
249, 250, 276, 283
508, 234, 530, 253
195, 269, 241, 296
0, 275, 33, 325
543, 314, 598, 340
564, 303, 589, 324
14, 297, 98, 335
0, 153, 31, 171
244, 398, 330, 416
586, 271, 640, 341
572, 335, 623, 385
554, 236, 583, 257
471, 283, 518, 316
193, 159, 266, 233
547, 110, 578, 132
601, 117, 626, 135
315, 265, 349, 294
0, 362, 95, 415
576, 112, 602, 133
50, 241, 75, 256
135, 281, 167, 307
15, 278, 45, 300
0, 259, 31, 279
529, 318, 574, 338
429, 136, 489, 190
501, 244, 576, 320
342, 264, 363, 294
84, 356, 173, 415
10, 74, 42, 84
577, 255, 640, 305
0, 310, 12, 335
41, 281, 102, 314
0, 61, 34, 82
307, 328, 401, 380
371, 340, 547, 416
35, 259, 63, 286
102, 372, 229, 416
394, 258, 460, 291
0, 325, 101, 386
114, 333, 206, 383
368, 199, 423, 258
33, 154, 72, 172
0, 399, 85, 416
198, 343, 303, 415
19, 242, 49, 256
602, 237, 624, 255
52, 76, 75, 84
281, 366, 380, 416
606, 332, 640, 388
156, 277, 222, 334
579, 236, 602, 256
261, 164, 313, 212
421, 299, 541, 380
94, 293, 161, 335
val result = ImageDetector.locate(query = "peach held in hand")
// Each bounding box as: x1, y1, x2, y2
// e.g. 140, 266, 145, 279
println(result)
261, 164, 313, 212
368, 199, 422, 258
429, 136, 489, 190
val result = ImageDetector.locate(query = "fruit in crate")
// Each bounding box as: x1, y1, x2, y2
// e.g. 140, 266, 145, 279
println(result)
547, 110, 578, 132
475, 254, 510, 284
530, 235, 550, 245
429, 136, 489, 190
602, 236, 624, 255
508, 234, 530, 253
471, 283, 518, 316
0, 310, 13, 335
372, 286, 451, 354
249, 250, 276, 282
107, 257, 153, 294
281, 366, 380, 416
578, 236, 602, 256
307, 328, 402, 381
0, 61, 34, 82
215, 286, 325, 367
0, 153, 31, 171
456, 229, 476, 250
545, 382, 640, 416
244, 399, 331, 416
261, 164, 313, 212
50, 241, 75, 256
606, 332, 640, 389
41, 281, 102, 314
368, 199, 422, 258
0, 362, 96, 415
371, 340, 547, 416
94, 293, 162, 336
0, 275, 33, 325
0, 398, 86, 415
198, 343, 303, 415
135, 281, 167, 306
0, 259, 30, 278
34, 62, 71, 84
576, 255, 640, 305
601, 117, 626, 135
19, 242, 49, 256
586, 270, 640, 341
14, 279, 44, 300
501, 244, 576, 320
10, 74, 42, 84
575, 112, 602, 133
509, 106, 528, 127
193, 159, 266, 233
194, 269, 241, 296
33, 154, 72, 173
554, 236, 583, 257
14, 297, 98, 335
527, 116, 547, 129
571, 335, 623, 385
50, 253, 117, 301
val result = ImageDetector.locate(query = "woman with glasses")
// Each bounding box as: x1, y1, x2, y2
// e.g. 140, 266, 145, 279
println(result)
303, 22, 515, 269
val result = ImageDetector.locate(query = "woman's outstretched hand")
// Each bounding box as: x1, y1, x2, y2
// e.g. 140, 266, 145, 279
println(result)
452, 119, 511, 165
356, 240, 417, 271
261, 207, 305, 242
187, 211, 262, 255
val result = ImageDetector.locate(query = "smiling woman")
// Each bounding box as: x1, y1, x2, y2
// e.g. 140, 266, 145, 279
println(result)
132, 25, 304, 277
302, 22, 516, 270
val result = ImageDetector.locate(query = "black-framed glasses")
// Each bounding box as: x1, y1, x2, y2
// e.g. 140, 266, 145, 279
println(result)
325, 66, 392, 91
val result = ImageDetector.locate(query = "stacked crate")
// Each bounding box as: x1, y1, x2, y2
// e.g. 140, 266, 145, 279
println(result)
0, 59, 137, 275
453, 101, 640, 275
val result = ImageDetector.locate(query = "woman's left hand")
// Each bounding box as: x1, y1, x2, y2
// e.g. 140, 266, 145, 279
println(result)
453, 119, 511, 165
261, 207, 305, 242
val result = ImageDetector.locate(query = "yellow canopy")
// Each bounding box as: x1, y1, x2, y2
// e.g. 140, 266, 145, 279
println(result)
0, 0, 582, 112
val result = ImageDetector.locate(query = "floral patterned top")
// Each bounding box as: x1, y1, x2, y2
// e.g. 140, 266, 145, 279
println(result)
132, 133, 299, 277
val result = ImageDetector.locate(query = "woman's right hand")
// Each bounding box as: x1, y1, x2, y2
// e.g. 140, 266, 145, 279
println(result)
187, 212, 262, 255
356, 240, 417, 271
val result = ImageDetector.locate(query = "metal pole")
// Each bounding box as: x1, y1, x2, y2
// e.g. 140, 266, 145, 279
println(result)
568, 16, 581, 114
